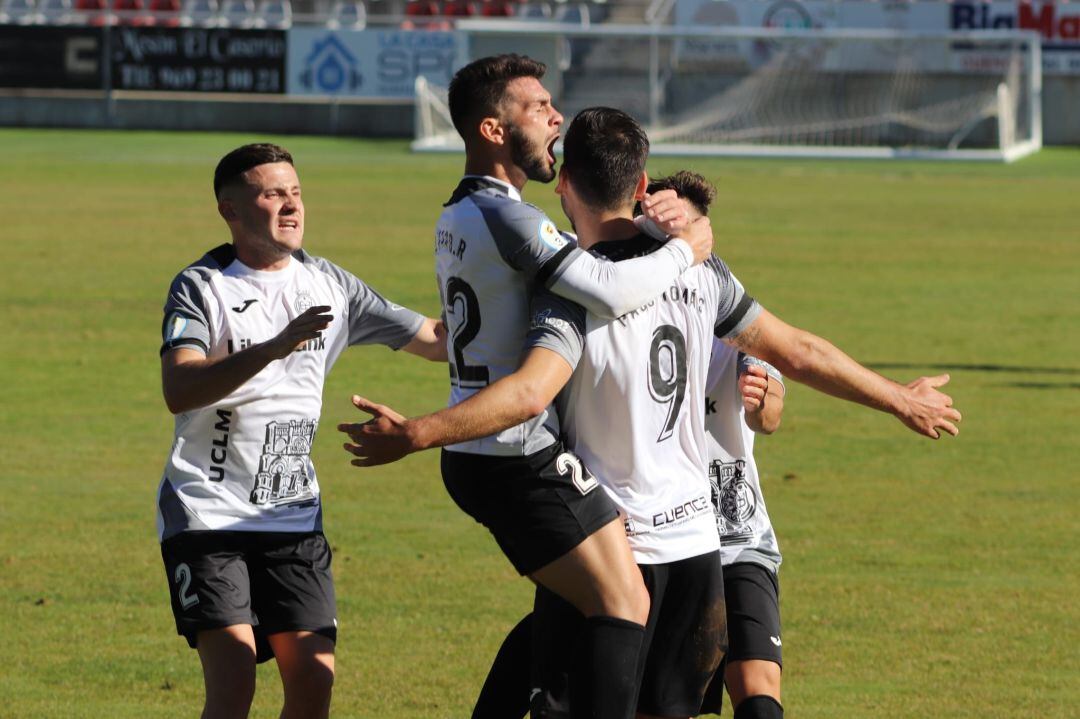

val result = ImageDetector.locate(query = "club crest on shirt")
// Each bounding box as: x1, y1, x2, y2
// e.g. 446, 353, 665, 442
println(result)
165, 313, 188, 341
710, 459, 757, 543
538, 219, 567, 252
294, 290, 315, 314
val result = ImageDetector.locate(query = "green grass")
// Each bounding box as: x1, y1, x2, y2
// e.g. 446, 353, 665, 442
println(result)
0, 128, 1077, 718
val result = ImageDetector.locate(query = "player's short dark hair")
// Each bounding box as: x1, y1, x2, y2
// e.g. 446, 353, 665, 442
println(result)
646, 171, 717, 217
213, 143, 294, 198
448, 54, 547, 142
561, 107, 649, 211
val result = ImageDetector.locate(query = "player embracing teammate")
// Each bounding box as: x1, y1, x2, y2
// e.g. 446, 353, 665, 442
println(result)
340, 55, 961, 719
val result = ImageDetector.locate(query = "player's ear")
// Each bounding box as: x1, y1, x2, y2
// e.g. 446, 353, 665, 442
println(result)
218, 198, 237, 222
555, 166, 568, 195
633, 171, 649, 201
479, 116, 505, 145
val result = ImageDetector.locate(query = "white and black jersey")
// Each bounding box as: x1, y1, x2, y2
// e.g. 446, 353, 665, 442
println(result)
436, 176, 695, 457
705, 340, 784, 571
157, 244, 424, 541
526, 234, 761, 564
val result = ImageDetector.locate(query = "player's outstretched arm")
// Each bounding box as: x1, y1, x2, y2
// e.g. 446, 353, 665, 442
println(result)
401, 318, 448, 362
550, 214, 713, 319
338, 348, 573, 467
725, 309, 961, 439
740, 363, 784, 435
161, 305, 332, 414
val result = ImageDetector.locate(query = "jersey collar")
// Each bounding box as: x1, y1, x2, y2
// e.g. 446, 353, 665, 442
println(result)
445, 175, 522, 206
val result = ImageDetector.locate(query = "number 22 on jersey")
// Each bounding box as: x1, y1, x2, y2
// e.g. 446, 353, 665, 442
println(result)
444, 276, 490, 388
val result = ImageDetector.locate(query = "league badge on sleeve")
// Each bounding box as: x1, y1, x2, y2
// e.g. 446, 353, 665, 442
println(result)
165, 313, 188, 341
538, 219, 568, 252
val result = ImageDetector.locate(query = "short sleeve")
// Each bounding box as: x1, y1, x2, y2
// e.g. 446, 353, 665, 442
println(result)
712, 263, 762, 340
475, 197, 579, 286
161, 270, 212, 356
308, 256, 425, 349
524, 288, 588, 370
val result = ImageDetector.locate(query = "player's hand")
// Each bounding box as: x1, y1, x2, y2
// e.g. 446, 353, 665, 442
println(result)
897, 374, 962, 439
337, 395, 415, 467
738, 364, 769, 413
675, 215, 714, 265
640, 190, 692, 235
264, 305, 333, 360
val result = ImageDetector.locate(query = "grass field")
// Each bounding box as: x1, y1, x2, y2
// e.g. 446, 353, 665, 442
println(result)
0, 128, 1077, 718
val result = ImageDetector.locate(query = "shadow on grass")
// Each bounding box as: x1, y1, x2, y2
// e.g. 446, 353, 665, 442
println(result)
997, 382, 1080, 390
867, 363, 1080, 376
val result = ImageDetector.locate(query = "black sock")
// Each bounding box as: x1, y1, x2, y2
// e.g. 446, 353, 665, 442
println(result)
734, 695, 784, 719
572, 615, 645, 719
471, 614, 533, 719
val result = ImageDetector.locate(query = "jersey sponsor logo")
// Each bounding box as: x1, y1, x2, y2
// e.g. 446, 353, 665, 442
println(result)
294, 290, 315, 314
652, 494, 711, 528
710, 459, 757, 544
165, 313, 188, 341
250, 419, 318, 506
231, 299, 258, 313
208, 409, 233, 482
227, 338, 255, 354
705, 395, 718, 415
538, 219, 567, 252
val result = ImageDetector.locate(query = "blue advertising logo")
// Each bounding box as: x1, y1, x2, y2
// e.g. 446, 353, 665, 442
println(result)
299, 34, 363, 94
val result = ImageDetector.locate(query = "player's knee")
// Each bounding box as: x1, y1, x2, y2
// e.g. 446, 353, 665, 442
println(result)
282, 654, 335, 702
203, 671, 256, 718
598, 575, 650, 625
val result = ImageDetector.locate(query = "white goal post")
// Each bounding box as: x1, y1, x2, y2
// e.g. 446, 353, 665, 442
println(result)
414, 22, 1042, 163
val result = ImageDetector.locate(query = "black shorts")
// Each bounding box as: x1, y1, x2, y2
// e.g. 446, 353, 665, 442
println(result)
700, 561, 782, 714
531, 551, 727, 719
160, 530, 337, 663
636, 550, 728, 718
441, 442, 619, 575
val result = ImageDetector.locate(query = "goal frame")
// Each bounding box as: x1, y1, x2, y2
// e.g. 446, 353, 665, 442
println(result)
415, 21, 1042, 163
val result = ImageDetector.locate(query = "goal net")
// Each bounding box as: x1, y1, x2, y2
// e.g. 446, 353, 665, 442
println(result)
414, 23, 1041, 162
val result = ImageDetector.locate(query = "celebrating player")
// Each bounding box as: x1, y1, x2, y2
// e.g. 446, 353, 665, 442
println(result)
341, 108, 961, 716
652, 172, 787, 719
342, 54, 714, 719
156, 143, 445, 719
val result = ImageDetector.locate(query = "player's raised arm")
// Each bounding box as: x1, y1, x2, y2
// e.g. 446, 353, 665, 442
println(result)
548, 213, 712, 319
723, 309, 961, 439
161, 305, 332, 415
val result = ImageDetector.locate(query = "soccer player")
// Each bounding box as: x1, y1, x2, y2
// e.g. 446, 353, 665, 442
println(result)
157, 143, 445, 719
340, 108, 961, 716
648, 171, 789, 719
351, 54, 713, 719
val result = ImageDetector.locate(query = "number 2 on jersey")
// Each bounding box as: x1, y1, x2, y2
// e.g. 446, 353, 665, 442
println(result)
445, 276, 490, 388
648, 325, 688, 442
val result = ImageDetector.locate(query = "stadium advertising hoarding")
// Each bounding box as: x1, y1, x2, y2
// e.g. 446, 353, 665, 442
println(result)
110, 28, 286, 93
286, 29, 469, 98
674, 0, 1080, 75
0, 26, 104, 89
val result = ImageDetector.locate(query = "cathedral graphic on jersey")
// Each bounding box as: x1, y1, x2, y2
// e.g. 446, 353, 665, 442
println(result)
709, 459, 757, 545
251, 419, 318, 505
